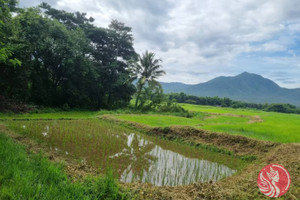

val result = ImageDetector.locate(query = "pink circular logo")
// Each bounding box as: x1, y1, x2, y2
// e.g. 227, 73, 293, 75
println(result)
257, 164, 291, 198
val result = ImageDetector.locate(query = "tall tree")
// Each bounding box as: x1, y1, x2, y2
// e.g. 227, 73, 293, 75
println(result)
0, 0, 23, 101
39, 2, 94, 29
131, 51, 165, 108
0, 0, 20, 66
1, 3, 138, 110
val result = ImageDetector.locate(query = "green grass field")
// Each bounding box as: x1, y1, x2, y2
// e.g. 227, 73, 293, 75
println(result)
113, 104, 300, 143
181, 104, 300, 143
0, 111, 99, 120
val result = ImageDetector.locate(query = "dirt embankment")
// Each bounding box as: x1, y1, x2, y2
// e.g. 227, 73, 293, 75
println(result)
100, 115, 278, 158
152, 126, 279, 158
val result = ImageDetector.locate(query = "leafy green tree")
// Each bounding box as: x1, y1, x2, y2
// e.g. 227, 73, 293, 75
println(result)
83, 19, 137, 108
138, 82, 164, 110
39, 2, 94, 29
1, 3, 137, 110
11, 8, 92, 106
0, 0, 23, 102
131, 50, 165, 109
265, 103, 296, 113
0, 0, 20, 66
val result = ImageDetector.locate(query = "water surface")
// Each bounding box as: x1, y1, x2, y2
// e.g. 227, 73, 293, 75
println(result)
119, 133, 236, 186
8, 120, 241, 186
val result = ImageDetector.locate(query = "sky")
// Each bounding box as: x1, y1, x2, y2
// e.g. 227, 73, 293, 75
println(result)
19, 0, 300, 88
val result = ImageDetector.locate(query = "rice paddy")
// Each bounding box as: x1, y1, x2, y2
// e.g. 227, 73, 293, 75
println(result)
2, 105, 299, 199
114, 104, 300, 143
6, 119, 243, 186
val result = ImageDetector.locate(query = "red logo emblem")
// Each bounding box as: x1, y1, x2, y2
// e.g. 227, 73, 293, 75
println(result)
257, 164, 291, 197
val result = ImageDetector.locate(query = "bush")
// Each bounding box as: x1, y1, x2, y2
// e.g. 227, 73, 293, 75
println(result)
265, 103, 296, 113
62, 103, 70, 111
0, 95, 33, 113
156, 102, 193, 118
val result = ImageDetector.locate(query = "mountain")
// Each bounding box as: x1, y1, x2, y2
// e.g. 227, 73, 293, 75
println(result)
161, 72, 300, 106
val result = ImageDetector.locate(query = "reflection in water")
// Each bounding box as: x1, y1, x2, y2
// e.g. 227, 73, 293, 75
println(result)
13, 120, 237, 187
116, 133, 236, 186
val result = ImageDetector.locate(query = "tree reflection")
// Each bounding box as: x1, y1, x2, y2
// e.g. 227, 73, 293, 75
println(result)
109, 133, 156, 181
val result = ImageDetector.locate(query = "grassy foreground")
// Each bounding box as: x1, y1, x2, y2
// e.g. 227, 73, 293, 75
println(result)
0, 132, 129, 200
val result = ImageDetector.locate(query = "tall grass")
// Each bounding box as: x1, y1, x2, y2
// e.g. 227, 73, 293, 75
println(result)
0, 133, 130, 200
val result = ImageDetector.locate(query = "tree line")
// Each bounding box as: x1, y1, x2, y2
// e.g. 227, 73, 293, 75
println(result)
167, 93, 300, 114
0, 0, 165, 111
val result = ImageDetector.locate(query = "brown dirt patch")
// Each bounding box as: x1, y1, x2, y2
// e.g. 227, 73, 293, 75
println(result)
203, 115, 217, 120
248, 115, 264, 124
204, 112, 264, 124
217, 143, 300, 199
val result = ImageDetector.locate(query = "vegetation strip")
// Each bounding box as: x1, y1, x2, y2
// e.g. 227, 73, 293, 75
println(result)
0, 118, 75, 121
167, 93, 300, 114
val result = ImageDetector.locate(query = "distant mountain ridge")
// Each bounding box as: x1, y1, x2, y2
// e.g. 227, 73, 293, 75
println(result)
161, 72, 300, 106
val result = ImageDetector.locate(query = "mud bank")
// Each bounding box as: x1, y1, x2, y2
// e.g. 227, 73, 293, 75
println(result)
100, 115, 278, 158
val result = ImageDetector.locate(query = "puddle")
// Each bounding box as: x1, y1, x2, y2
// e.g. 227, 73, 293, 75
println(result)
118, 133, 236, 186
8, 120, 241, 186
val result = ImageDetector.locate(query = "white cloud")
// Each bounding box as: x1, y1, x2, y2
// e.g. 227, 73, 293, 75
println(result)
19, 0, 300, 88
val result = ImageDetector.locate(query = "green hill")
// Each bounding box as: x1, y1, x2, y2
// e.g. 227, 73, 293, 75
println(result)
161, 72, 300, 106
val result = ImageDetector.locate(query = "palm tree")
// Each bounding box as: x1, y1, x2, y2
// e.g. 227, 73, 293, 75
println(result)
131, 51, 165, 108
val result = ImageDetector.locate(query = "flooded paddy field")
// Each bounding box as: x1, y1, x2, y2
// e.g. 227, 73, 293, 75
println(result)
6, 120, 244, 186
3, 116, 299, 199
